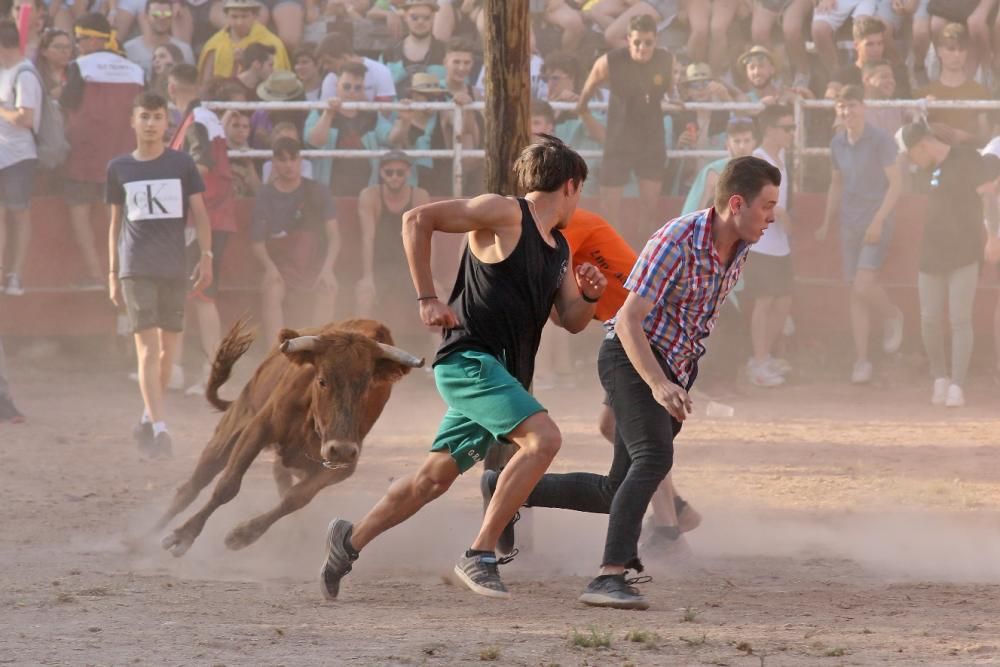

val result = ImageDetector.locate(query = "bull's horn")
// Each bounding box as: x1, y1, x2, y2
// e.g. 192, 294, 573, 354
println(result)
280, 335, 321, 353
377, 343, 425, 368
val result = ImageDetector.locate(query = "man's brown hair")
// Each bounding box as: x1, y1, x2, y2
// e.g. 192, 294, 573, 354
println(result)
714, 155, 781, 210
852, 15, 885, 42
514, 133, 588, 193
168, 62, 199, 86
836, 83, 865, 104
272, 136, 301, 158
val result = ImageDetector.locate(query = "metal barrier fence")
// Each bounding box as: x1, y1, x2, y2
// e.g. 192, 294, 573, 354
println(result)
205, 98, 1000, 196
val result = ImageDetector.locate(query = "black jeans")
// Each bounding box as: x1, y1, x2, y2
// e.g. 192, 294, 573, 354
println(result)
525, 333, 685, 571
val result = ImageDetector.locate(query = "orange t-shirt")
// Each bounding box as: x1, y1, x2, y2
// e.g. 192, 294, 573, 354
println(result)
562, 209, 638, 321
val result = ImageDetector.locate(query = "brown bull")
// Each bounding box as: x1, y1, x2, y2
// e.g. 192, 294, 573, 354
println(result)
155, 318, 423, 557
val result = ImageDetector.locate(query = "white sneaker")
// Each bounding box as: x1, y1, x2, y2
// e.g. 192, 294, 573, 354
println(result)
766, 357, 792, 376
184, 382, 206, 397
883, 306, 904, 354
945, 384, 965, 408
747, 359, 784, 387
851, 360, 873, 384
931, 378, 950, 406
4, 273, 24, 296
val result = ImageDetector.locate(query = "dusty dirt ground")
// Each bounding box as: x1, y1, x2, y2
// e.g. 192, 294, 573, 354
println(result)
3, 339, 1000, 667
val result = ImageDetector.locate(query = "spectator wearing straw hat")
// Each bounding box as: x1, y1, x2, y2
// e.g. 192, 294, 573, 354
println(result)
250, 69, 307, 150
676, 62, 732, 152
198, 0, 290, 82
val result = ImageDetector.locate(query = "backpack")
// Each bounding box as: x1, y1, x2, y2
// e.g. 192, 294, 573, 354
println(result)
10, 64, 70, 169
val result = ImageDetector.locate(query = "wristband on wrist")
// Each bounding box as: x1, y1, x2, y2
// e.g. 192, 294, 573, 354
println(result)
417, 295, 437, 301
581, 292, 599, 304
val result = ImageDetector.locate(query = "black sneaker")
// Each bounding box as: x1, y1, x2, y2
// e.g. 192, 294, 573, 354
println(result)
319, 519, 358, 601
480, 469, 519, 556
151, 431, 174, 460
453, 551, 512, 599
578, 573, 652, 610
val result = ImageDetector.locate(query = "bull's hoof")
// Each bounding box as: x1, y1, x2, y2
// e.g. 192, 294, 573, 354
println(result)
224, 523, 260, 551
161, 530, 193, 558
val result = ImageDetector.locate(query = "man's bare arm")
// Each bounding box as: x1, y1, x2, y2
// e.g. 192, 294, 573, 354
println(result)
576, 54, 609, 115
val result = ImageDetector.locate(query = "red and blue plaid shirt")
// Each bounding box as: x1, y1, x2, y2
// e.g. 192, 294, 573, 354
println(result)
609, 207, 750, 387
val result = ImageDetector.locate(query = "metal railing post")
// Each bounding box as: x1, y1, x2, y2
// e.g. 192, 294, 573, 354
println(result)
793, 96, 805, 192
452, 102, 464, 197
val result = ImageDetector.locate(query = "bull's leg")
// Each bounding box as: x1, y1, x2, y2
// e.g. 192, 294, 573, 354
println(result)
272, 458, 295, 498
225, 465, 356, 550
161, 417, 271, 557
153, 427, 244, 534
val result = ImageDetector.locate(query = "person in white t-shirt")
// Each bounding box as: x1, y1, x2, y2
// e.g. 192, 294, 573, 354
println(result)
316, 32, 396, 103
0, 20, 42, 297
744, 104, 795, 387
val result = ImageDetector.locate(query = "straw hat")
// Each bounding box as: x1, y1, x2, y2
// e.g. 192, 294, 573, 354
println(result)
683, 62, 713, 84
738, 44, 774, 66
410, 72, 447, 95
256, 71, 305, 101
403, 0, 438, 9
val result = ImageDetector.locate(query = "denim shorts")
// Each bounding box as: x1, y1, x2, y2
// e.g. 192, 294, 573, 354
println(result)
0, 159, 38, 211
841, 221, 894, 282
430, 350, 545, 474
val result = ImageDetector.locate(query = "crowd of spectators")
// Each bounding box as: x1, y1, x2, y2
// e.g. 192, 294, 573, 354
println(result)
1, 0, 1000, 408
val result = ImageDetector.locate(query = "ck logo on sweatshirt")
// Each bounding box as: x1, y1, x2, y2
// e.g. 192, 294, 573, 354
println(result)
124, 179, 184, 221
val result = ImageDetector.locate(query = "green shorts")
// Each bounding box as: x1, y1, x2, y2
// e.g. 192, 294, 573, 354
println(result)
430, 350, 545, 474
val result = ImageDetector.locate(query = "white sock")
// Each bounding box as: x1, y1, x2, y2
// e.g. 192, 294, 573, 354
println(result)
152, 421, 167, 436
141, 409, 151, 424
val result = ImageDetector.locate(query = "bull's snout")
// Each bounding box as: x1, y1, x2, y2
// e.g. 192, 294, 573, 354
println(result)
321, 440, 360, 465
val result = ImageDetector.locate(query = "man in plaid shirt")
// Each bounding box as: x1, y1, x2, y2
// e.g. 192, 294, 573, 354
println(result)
516, 156, 781, 609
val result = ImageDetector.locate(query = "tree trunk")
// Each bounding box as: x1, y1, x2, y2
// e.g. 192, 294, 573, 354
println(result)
482, 0, 531, 196
481, 1, 530, 477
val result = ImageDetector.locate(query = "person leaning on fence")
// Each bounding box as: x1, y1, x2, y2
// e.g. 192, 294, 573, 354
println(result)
816, 85, 904, 385
681, 116, 757, 215
824, 16, 911, 101
0, 20, 42, 297
250, 136, 340, 346
897, 122, 1000, 408
737, 44, 812, 106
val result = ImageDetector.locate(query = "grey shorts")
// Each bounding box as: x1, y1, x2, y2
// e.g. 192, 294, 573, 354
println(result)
841, 221, 894, 282
121, 276, 187, 333
0, 159, 37, 211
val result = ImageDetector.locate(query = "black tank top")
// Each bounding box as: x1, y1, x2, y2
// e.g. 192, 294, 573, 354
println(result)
373, 185, 414, 281
434, 198, 570, 388
606, 46, 673, 150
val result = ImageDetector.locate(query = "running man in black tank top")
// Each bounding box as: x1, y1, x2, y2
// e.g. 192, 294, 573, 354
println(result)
319, 135, 607, 601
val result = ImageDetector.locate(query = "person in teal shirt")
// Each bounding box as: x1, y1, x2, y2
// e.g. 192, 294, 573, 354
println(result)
681, 116, 757, 214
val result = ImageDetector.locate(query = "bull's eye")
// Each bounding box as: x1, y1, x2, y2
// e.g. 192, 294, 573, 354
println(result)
317, 377, 328, 388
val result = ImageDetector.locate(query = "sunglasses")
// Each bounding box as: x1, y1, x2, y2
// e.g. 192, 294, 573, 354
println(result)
149, 9, 173, 17
382, 168, 407, 178
630, 38, 655, 48
341, 82, 365, 92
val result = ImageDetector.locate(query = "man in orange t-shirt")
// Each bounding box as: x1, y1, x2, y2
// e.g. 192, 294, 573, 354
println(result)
561, 209, 701, 550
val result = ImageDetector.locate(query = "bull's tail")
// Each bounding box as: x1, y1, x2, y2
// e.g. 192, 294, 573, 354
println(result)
206, 317, 256, 412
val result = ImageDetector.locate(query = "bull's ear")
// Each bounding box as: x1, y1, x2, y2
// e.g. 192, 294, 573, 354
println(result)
278, 328, 300, 345
373, 357, 411, 383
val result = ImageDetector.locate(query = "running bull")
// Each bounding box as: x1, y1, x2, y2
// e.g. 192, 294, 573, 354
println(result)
155, 318, 423, 556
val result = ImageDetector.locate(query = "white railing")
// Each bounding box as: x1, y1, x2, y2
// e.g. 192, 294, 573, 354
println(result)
204, 98, 1000, 196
